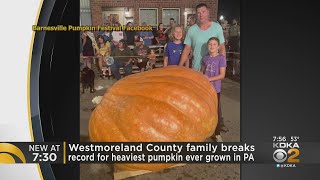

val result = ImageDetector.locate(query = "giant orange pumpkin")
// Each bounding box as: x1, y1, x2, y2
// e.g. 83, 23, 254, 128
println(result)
89, 66, 218, 171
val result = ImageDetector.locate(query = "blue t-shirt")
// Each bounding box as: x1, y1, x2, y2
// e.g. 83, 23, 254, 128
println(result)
139, 31, 154, 46
164, 42, 184, 65
184, 22, 225, 71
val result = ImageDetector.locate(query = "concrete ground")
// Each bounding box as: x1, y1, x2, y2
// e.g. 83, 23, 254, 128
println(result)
80, 66, 240, 180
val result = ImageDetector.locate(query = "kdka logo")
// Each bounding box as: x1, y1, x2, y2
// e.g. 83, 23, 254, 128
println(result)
0, 143, 26, 163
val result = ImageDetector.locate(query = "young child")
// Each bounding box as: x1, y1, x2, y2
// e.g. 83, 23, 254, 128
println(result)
101, 56, 114, 79
156, 23, 167, 45
146, 49, 157, 70
96, 35, 112, 79
200, 37, 227, 142
163, 25, 185, 67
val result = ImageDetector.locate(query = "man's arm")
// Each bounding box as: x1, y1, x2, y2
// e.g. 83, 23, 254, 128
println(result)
148, 32, 154, 40
163, 28, 170, 34
216, 23, 226, 57
178, 45, 191, 66
219, 43, 226, 57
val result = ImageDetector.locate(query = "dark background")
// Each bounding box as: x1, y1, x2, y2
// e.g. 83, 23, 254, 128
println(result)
218, 0, 241, 22
241, 0, 320, 179
33, 0, 320, 179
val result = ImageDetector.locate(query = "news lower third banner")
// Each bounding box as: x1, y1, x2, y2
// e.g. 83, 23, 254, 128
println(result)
0, 141, 319, 167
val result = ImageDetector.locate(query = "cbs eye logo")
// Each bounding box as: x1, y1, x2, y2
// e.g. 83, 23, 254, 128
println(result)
0, 143, 26, 164
273, 148, 300, 163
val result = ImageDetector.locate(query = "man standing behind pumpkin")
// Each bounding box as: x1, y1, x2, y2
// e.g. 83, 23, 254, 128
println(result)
178, 3, 228, 137
178, 3, 226, 70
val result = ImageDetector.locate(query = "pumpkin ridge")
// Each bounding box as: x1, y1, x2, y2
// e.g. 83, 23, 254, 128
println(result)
110, 91, 208, 123
98, 95, 171, 141
111, 76, 215, 106
122, 94, 208, 141
126, 66, 213, 85
110, 80, 217, 121
107, 93, 213, 141
119, 75, 217, 108
114, 76, 212, 96
107, 95, 188, 141
123, 74, 215, 97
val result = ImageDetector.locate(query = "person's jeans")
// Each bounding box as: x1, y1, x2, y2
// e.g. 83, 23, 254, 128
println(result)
110, 60, 133, 80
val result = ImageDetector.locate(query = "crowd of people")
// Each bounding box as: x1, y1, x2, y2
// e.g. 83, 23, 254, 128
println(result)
80, 19, 185, 80
81, 3, 240, 141
220, 18, 240, 53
